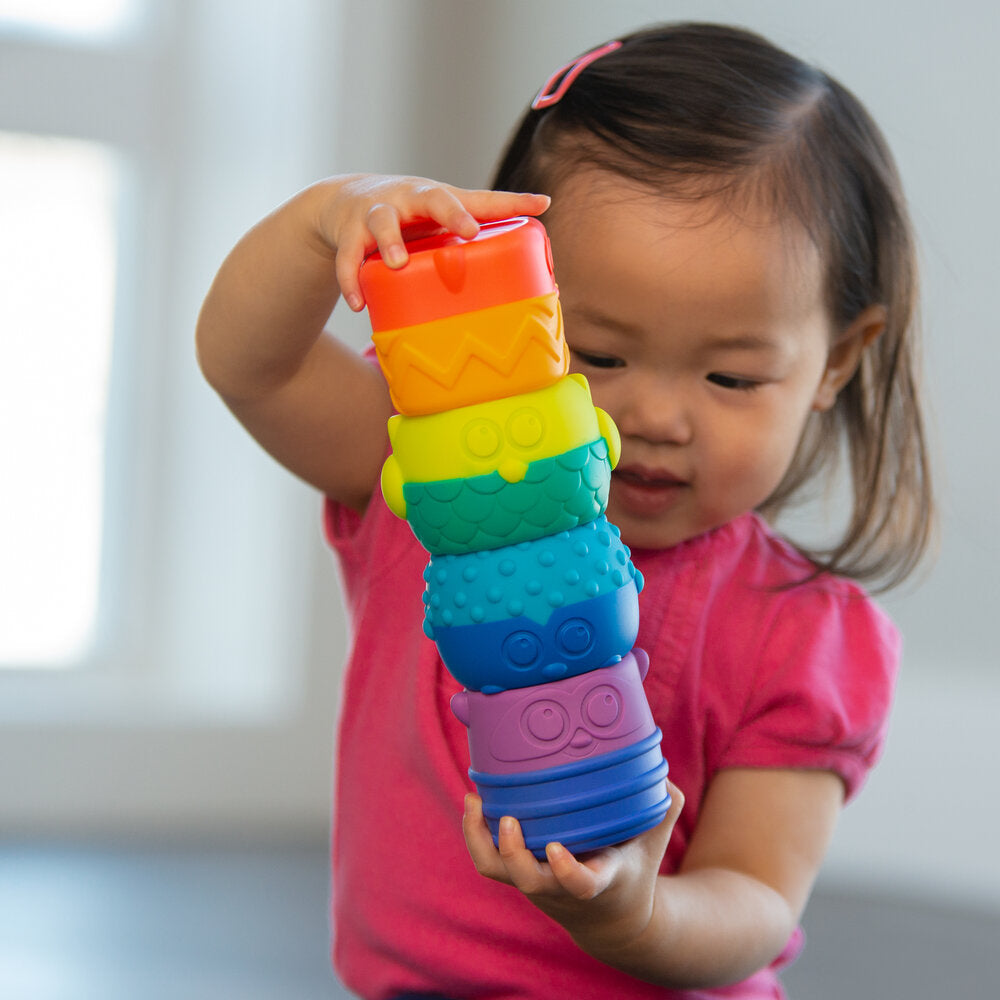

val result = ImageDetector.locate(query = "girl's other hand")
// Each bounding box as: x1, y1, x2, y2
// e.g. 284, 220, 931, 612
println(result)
313, 174, 551, 312
462, 784, 684, 957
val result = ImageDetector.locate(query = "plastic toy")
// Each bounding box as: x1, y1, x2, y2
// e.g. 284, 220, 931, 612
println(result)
397, 438, 614, 555
451, 649, 669, 855
422, 516, 643, 692
360, 216, 670, 857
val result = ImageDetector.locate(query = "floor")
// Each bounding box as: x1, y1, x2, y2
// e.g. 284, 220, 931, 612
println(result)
1, 841, 995, 999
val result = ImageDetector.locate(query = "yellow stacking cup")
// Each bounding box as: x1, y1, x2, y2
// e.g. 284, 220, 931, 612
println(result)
380, 373, 620, 519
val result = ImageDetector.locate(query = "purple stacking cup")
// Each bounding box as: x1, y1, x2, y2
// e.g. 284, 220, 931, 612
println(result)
451, 648, 671, 857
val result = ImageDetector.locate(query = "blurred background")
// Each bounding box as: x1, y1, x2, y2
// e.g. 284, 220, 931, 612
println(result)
1, 1, 997, 997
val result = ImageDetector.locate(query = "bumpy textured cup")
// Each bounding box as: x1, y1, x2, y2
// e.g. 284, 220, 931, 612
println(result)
423, 515, 639, 629
372, 292, 569, 416
399, 438, 611, 555
422, 516, 643, 692
380, 374, 620, 509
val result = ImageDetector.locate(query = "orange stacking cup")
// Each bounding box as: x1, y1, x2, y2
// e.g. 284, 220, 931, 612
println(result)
359, 218, 570, 416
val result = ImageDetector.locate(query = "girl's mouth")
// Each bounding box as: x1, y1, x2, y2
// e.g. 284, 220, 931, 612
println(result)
611, 465, 688, 517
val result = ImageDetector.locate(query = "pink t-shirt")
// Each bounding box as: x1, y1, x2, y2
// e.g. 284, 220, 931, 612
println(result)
325, 495, 899, 1000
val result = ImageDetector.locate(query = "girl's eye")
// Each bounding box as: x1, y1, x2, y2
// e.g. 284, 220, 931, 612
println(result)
570, 348, 624, 369
706, 373, 761, 392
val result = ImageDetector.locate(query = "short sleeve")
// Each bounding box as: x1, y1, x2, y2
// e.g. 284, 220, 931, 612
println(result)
719, 584, 901, 800
323, 495, 364, 548
322, 368, 412, 597
320, 344, 392, 561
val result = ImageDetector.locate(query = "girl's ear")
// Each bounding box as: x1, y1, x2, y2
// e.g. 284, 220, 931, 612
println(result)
812, 304, 887, 412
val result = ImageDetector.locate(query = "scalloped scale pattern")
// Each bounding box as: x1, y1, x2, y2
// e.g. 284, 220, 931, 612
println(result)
404, 439, 611, 554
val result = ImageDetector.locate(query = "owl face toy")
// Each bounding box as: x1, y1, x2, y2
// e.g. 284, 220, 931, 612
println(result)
451, 649, 670, 858
422, 516, 643, 692
450, 648, 656, 774
380, 373, 621, 506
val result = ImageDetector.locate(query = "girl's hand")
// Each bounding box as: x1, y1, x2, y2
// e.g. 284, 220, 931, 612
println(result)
463, 783, 684, 957
311, 174, 551, 313
196, 172, 548, 513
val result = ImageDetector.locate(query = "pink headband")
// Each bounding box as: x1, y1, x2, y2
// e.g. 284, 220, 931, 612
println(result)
531, 39, 623, 110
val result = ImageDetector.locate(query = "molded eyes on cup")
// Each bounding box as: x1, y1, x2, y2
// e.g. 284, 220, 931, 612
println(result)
556, 619, 592, 655
520, 684, 624, 745
501, 617, 597, 673
463, 418, 502, 459
503, 631, 542, 668
524, 700, 568, 742
584, 686, 621, 728
460, 409, 546, 461
506, 408, 544, 448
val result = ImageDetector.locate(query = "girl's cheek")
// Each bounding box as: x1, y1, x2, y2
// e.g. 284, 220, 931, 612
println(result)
585, 380, 622, 420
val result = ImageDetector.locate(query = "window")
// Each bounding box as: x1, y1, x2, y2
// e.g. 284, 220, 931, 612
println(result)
0, 133, 120, 666
0, 0, 138, 41
0, 0, 139, 668
0, 0, 343, 693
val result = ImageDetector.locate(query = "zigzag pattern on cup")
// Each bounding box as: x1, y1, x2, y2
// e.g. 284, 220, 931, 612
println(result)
373, 292, 569, 416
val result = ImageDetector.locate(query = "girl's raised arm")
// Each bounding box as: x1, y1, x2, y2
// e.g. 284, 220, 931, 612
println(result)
195, 174, 549, 511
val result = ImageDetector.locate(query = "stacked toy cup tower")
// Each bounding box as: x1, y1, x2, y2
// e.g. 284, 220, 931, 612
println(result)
360, 217, 670, 858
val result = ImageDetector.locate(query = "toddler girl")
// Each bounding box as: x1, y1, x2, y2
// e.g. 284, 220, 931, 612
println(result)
197, 22, 933, 1000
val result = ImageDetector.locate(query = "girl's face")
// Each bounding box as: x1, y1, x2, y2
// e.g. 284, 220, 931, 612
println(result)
544, 170, 839, 551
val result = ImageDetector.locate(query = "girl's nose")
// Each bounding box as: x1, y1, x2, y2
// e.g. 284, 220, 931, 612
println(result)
614, 376, 693, 446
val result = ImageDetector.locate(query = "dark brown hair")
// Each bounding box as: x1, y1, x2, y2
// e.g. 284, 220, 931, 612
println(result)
493, 22, 934, 591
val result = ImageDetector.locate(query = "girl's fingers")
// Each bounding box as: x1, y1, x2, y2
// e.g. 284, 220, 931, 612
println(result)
496, 816, 552, 895
369, 184, 478, 254
457, 189, 551, 222
463, 794, 512, 883
463, 795, 633, 905
337, 181, 550, 312
414, 183, 548, 232
334, 236, 369, 311
417, 185, 480, 239
659, 780, 685, 842
365, 202, 409, 268
362, 187, 476, 276
545, 842, 616, 900
464, 797, 557, 895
